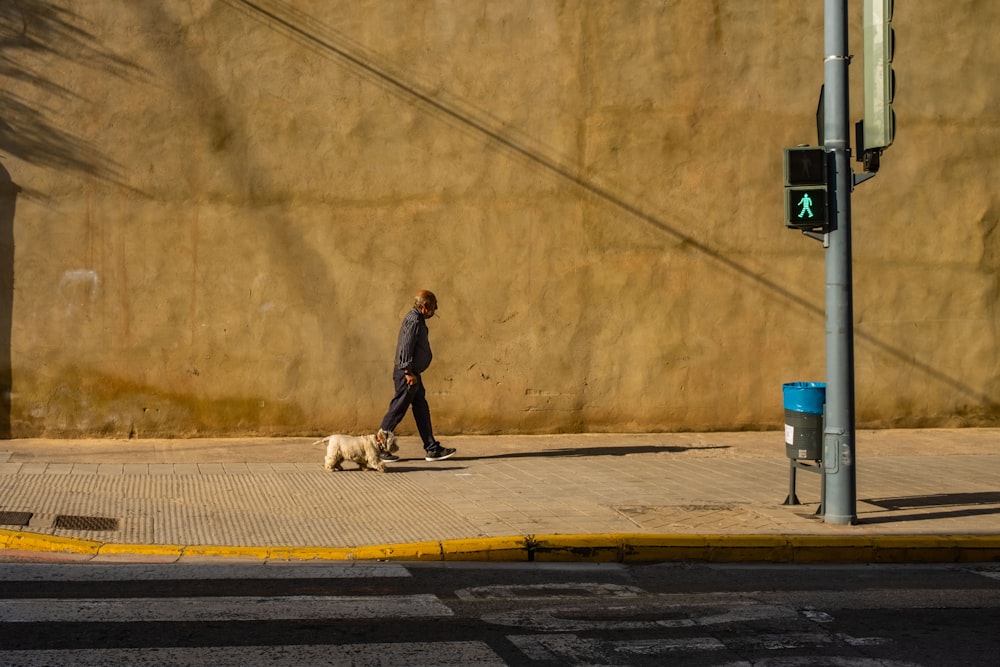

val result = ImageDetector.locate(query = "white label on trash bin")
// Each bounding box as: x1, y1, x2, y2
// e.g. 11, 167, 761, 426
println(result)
785, 424, 794, 445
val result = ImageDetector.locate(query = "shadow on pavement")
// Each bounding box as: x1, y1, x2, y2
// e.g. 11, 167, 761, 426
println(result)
468, 444, 732, 460
867, 492, 1000, 510
861, 492, 1000, 525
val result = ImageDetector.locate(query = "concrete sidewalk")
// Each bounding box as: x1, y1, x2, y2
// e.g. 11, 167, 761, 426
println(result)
1, 429, 999, 563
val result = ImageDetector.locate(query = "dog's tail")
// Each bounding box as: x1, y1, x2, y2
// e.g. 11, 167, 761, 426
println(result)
311, 437, 329, 447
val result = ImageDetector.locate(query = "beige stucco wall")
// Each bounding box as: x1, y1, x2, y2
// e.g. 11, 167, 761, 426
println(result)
0, 0, 997, 438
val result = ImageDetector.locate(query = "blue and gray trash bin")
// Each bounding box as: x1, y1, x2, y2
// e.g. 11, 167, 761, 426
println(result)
782, 381, 825, 461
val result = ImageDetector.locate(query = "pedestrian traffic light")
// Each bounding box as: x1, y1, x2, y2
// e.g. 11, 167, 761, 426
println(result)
863, 0, 895, 150
786, 188, 827, 229
784, 147, 828, 229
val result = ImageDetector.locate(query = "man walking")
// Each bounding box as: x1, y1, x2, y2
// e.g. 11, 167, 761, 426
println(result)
379, 290, 456, 462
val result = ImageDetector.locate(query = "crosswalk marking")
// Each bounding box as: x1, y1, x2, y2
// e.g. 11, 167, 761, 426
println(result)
0, 563, 919, 665
0, 594, 452, 623
0, 642, 507, 667
482, 599, 796, 631
455, 581, 644, 600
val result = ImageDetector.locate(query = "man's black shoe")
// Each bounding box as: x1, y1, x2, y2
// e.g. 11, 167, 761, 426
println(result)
424, 447, 456, 462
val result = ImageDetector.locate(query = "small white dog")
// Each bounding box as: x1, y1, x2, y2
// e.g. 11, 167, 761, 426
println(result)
316, 429, 398, 473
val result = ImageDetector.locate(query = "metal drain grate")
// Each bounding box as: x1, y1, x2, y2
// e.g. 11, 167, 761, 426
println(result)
0, 511, 32, 526
53, 515, 120, 531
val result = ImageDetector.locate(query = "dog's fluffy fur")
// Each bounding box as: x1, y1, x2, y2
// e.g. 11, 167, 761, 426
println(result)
316, 429, 398, 472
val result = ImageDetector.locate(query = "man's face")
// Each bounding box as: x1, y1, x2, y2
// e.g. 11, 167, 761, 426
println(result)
419, 300, 438, 318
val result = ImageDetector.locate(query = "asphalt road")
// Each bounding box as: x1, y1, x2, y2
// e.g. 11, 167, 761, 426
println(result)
2, 560, 999, 665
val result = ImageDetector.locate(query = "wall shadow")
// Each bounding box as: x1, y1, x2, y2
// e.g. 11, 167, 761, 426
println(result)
0, 163, 18, 438
0, 1, 148, 437
0, 1, 145, 190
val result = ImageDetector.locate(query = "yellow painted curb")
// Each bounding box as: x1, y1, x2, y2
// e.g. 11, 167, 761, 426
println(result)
788, 535, 875, 563
440, 536, 530, 561
530, 534, 622, 562
266, 546, 359, 561
0, 529, 100, 556
622, 534, 710, 562
349, 541, 444, 561
182, 545, 273, 559
3, 530, 1000, 563
97, 543, 186, 558
705, 534, 793, 562
870, 534, 1000, 563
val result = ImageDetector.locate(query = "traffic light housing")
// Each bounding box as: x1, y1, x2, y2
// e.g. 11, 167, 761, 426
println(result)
863, 0, 895, 151
784, 147, 828, 230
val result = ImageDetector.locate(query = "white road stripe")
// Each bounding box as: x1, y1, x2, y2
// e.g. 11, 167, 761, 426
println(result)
0, 562, 410, 582
0, 642, 506, 667
483, 600, 795, 631
455, 581, 644, 600
0, 594, 452, 623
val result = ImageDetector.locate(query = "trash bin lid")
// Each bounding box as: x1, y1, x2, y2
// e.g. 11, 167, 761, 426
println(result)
782, 381, 826, 414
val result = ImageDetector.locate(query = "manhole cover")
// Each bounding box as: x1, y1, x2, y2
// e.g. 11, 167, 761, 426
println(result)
54, 515, 120, 531
0, 511, 32, 526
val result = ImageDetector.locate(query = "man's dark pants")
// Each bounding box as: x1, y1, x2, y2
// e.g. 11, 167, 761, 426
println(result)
380, 369, 438, 452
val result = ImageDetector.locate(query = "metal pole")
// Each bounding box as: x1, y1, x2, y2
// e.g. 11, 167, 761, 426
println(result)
823, 0, 857, 524
784, 461, 799, 506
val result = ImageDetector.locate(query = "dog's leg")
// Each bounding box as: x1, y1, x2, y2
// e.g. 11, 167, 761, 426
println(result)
320, 437, 336, 471
363, 440, 387, 472
360, 456, 385, 472
325, 449, 345, 471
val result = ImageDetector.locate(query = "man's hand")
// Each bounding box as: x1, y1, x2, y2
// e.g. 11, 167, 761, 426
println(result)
404, 370, 419, 386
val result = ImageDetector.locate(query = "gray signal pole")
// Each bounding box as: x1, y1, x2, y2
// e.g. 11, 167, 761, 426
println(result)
822, 0, 857, 525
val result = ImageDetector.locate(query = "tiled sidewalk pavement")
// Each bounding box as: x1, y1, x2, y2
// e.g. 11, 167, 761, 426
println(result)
1, 430, 999, 557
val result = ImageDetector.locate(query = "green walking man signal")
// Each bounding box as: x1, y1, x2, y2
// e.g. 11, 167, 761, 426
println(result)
796, 191, 816, 219
783, 146, 829, 230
